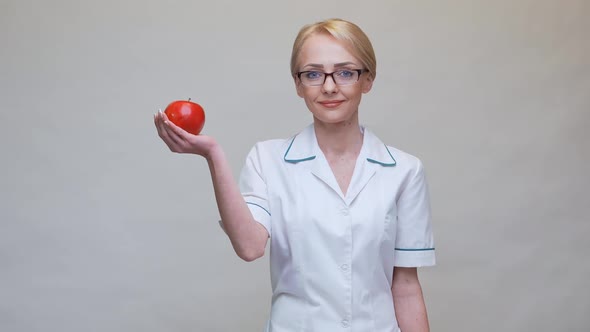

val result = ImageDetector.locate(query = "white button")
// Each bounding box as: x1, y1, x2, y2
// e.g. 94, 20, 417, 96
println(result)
341, 208, 349, 216
341, 319, 349, 328
340, 264, 349, 271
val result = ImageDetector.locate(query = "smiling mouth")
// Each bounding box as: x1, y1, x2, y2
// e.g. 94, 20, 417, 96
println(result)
319, 100, 344, 108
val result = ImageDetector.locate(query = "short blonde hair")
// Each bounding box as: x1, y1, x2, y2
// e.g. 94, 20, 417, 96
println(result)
290, 18, 377, 80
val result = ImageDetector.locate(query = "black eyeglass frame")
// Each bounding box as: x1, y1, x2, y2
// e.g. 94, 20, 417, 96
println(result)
296, 69, 366, 86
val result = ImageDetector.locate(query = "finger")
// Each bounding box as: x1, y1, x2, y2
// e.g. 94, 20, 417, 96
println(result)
155, 110, 170, 140
159, 111, 186, 146
164, 118, 190, 138
164, 123, 187, 149
155, 110, 182, 150
159, 110, 191, 141
154, 111, 165, 136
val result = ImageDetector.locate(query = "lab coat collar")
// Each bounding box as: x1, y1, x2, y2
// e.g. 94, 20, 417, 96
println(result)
283, 124, 396, 204
283, 124, 397, 167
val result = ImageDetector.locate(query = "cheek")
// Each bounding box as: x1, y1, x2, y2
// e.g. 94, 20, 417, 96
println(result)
296, 87, 303, 98
299, 87, 319, 101
343, 87, 363, 100
296, 83, 308, 98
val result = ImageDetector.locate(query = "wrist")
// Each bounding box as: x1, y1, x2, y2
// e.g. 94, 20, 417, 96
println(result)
205, 141, 224, 163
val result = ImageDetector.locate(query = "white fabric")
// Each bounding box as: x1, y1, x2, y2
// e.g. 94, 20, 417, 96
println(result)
235, 124, 435, 332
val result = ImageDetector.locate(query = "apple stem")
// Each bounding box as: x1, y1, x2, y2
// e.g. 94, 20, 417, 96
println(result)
188, 98, 191, 101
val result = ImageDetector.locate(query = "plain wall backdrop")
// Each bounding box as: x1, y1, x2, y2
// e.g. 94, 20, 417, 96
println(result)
1, 0, 588, 331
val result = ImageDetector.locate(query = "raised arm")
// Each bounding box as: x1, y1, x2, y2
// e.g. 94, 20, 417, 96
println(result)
154, 111, 268, 261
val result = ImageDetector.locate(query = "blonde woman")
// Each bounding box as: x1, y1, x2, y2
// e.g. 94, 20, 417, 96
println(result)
155, 18, 435, 332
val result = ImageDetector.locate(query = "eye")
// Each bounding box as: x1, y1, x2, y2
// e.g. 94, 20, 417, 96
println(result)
304, 71, 323, 80
336, 70, 355, 78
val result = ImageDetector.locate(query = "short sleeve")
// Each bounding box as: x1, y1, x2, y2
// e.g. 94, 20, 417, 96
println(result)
394, 159, 436, 267
238, 144, 272, 235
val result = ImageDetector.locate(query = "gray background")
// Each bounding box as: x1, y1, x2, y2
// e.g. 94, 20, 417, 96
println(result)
1, 0, 588, 331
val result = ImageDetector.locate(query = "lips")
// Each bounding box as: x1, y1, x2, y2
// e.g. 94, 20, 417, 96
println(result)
319, 100, 345, 108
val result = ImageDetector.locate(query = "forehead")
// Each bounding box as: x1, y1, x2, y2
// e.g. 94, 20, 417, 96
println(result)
298, 33, 360, 68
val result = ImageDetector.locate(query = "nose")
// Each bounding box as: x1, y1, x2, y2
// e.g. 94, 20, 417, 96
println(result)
321, 73, 338, 94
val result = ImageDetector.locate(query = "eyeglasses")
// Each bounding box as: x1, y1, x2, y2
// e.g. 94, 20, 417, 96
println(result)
296, 69, 365, 86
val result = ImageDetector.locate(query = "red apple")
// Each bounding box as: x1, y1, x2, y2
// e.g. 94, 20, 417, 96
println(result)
164, 99, 205, 135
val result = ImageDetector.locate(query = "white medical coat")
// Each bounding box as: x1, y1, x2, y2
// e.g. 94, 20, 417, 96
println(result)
237, 124, 435, 332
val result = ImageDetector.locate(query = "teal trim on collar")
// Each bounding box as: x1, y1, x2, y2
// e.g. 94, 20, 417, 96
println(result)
284, 136, 316, 164
366, 144, 397, 167
394, 248, 435, 251
246, 202, 271, 216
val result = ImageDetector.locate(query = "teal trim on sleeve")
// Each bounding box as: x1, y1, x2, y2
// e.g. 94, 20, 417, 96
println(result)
246, 202, 271, 216
284, 136, 316, 163
394, 248, 435, 251
366, 145, 397, 166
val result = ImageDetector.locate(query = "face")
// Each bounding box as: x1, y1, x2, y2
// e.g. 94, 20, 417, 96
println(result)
295, 33, 373, 126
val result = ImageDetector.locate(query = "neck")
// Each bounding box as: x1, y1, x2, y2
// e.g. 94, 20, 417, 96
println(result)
313, 116, 363, 157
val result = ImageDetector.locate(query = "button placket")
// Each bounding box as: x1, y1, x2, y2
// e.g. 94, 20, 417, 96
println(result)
341, 205, 352, 329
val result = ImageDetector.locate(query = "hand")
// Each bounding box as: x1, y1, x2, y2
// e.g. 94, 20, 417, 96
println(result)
154, 109, 218, 158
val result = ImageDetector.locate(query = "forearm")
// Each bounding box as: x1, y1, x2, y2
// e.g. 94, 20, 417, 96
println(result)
154, 113, 267, 260
392, 268, 430, 332
206, 146, 268, 261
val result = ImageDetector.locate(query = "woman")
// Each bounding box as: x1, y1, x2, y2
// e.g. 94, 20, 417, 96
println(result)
155, 18, 435, 332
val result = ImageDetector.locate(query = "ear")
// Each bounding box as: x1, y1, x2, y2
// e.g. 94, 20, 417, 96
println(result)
361, 74, 374, 94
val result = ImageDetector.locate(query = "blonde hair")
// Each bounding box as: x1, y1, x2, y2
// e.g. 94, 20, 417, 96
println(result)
290, 18, 377, 80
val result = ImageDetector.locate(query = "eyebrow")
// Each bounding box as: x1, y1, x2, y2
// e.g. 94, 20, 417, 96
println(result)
301, 62, 358, 70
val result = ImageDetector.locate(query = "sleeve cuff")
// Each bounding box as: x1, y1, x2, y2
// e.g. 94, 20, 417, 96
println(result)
247, 202, 271, 235
218, 202, 271, 236
394, 249, 436, 267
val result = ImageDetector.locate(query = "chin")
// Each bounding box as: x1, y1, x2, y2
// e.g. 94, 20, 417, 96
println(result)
312, 108, 357, 125
313, 113, 356, 126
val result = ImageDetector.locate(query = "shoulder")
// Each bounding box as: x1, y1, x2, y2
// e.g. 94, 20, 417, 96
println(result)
247, 125, 311, 161
244, 135, 298, 167
252, 138, 290, 152
247, 137, 291, 160
387, 145, 425, 174
363, 126, 425, 175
